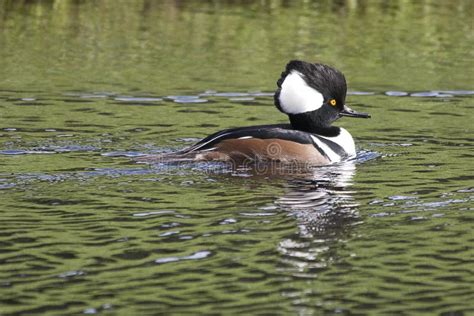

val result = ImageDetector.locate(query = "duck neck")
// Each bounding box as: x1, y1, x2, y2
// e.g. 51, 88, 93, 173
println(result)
288, 113, 340, 137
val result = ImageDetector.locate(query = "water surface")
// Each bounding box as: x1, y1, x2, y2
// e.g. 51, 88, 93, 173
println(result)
0, 1, 473, 315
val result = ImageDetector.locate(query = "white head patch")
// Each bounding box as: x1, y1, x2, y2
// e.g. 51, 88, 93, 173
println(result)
278, 71, 324, 114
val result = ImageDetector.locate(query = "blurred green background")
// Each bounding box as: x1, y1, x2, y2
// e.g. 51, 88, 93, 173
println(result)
1, 0, 473, 94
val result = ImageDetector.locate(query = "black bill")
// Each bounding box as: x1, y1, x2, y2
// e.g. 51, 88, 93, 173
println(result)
340, 104, 371, 118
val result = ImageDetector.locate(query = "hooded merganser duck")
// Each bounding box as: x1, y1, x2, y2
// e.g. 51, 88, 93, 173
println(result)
165, 60, 370, 165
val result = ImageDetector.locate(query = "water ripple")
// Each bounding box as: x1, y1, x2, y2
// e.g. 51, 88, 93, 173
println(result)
155, 251, 212, 264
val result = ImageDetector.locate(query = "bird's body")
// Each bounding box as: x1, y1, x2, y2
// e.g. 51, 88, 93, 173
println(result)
152, 60, 370, 166
173, 124, 355, 165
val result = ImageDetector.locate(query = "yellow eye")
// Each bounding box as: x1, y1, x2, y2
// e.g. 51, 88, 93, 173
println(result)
329, 99, 337, 106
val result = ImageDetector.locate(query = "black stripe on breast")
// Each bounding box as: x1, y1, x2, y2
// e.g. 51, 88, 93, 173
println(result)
307, 139, 330, 160
312, 134, 348, 158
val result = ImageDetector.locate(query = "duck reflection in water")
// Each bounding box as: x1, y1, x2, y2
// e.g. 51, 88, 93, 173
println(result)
139, 155, 364, 274
246, 159, 359, 236
252, 160, 360, 273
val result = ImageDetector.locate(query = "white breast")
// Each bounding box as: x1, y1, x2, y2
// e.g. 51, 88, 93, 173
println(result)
311, 128, 356, 162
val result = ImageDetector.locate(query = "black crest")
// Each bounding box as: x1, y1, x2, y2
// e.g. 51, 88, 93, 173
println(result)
274, 60, 347, 113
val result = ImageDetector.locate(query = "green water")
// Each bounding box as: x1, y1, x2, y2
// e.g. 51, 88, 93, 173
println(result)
1, 1, 473, 315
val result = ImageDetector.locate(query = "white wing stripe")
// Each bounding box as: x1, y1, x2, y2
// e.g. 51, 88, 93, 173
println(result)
186, 132, 232, 152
